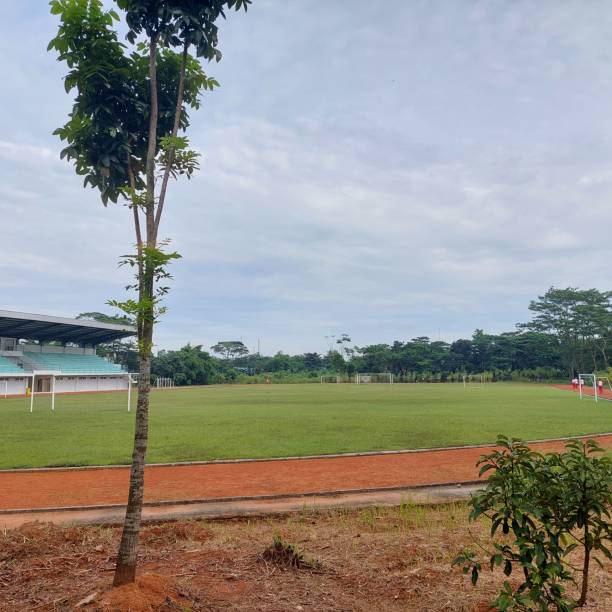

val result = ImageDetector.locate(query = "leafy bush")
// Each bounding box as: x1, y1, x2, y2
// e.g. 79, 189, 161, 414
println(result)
453, 436, 611, 610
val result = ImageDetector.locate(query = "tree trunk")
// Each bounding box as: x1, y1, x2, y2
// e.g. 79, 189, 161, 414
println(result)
578, 523, 590, 607
577, 454, 590, 608
112, 327, 152, 586
113, 35, 159, 588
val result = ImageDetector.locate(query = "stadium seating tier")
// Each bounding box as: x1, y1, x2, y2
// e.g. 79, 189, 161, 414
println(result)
0, 355, 24, 373
23, 352, 124, 374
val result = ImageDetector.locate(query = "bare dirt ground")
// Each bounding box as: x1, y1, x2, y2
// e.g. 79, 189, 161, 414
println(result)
2, 435, 611, 512
1, 504, 610, 611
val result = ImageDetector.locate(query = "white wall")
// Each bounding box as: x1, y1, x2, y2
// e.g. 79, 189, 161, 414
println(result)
97, 376, 128, 391
66, 375, 128, 393
6, 376, 129, 395
53, 377, 78, 393
0, 377, 28, 396
1, 375, 128, 397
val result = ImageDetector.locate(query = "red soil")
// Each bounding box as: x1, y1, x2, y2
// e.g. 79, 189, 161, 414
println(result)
1, 435, 611, 512
97, 573, 190, 611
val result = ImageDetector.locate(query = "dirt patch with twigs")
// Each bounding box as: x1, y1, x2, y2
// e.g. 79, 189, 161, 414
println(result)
1, 504, 610, 611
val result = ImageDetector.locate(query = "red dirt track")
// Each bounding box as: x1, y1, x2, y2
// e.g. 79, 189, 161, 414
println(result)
1, 435, 611, 512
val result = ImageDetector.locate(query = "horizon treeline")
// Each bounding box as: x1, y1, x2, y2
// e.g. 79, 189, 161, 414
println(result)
97, 287, 612, 384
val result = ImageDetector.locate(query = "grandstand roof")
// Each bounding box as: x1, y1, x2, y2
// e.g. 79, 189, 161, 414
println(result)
0, 310, 136, 345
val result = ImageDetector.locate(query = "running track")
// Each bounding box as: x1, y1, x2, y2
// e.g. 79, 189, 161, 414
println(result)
1, 434, 610, 513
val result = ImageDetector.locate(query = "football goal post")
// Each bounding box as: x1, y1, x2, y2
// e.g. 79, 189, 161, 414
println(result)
463, 374, 485, 388
579, 373, 597, 402
356, 372, 393, 384
155, 377, 175, 389
0, 375, 24, 399
320, 375, 340, 383
26, 373, 135, 413
578, 373, 612, 403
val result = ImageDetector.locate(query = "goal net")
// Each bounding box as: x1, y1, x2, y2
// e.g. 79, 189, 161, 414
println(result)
463, 374, 484, 388
356, 372, 393, 384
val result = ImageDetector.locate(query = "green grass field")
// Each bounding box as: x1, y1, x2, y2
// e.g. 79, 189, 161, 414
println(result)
1, 383, 610, 469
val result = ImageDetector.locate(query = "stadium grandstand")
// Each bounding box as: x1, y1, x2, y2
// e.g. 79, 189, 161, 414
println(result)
0, 310, 135, 398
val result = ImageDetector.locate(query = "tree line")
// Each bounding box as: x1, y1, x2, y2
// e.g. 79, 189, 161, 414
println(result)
91, 287, 612, 384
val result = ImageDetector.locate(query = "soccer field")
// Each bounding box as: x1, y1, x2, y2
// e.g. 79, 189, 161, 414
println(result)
1, 383, 610, 469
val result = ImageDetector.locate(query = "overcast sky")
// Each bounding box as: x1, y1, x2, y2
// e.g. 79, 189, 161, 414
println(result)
1, 1, 612, 354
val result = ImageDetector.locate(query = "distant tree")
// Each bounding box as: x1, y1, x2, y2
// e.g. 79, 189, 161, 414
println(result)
354, 344, 391, 373
97, 339, 139, 372
267, 352, 293, 372
77, 311, 134, 326
470, 329, 491, 372
327, 350, 346, 373
152, 344, 216, 385
522, 287, 612, 375
302, 352, 323, 371
335, 333, 353, 358
210, 340, 249, 360
448, 339, 473, 372
510, 331, 561, 371
575, 289, 612, 370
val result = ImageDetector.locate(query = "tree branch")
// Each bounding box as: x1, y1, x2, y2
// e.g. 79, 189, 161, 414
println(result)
126, 152, 143, 256
127, 150, 144, 335
146, 35, 159, 247
153, 41, 189, 239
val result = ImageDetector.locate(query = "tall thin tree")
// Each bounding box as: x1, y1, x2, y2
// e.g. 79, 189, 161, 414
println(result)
49, 0, 251, 585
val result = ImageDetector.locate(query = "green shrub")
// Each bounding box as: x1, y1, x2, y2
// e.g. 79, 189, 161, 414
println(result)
453, 436, 611, 610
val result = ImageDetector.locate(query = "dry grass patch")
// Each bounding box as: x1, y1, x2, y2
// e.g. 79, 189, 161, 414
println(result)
0, 503, 609, 611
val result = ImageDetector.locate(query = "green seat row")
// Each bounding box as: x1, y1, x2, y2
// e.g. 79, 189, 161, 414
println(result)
0, 355, 24, 373
23, 352, 124, 374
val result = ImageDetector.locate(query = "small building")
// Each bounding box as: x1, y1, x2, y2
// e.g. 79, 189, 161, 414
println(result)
0, 310, 135, 397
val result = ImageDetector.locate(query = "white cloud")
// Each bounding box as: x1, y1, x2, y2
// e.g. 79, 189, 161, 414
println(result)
2, 1, 612, 353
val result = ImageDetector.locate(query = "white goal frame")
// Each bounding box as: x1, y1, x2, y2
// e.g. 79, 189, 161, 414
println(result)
463, 374, 485, 388
1, 372, 135, 412
578, 373, 612, 403
356, 372, 393, 384
320, 375, 340, 383
0, 373, 34, 402
155, 376, 175, 389
27, 372, 134, 412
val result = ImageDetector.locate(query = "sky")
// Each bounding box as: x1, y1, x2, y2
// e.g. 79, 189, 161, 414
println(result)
1, 1, 612, 355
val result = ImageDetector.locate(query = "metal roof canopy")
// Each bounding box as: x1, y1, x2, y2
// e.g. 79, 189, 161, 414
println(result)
0, 310, 136, 345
